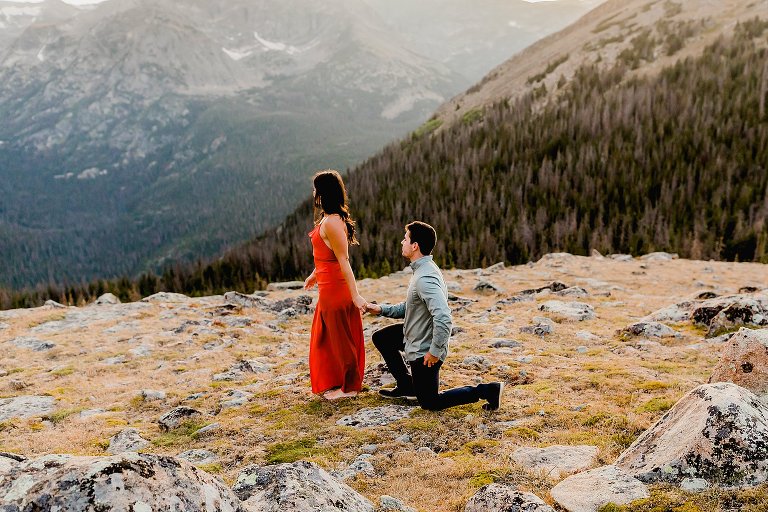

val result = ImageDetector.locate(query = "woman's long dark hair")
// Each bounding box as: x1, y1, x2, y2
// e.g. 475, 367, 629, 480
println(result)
313, 170, 358, 245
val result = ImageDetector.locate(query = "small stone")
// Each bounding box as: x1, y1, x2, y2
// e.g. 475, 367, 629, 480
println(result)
379, 495, 416, 512
337, 406, 413, 428
681, 478, 709, 492
107, 428, 150, 454
140, 390, 166, 401
178, 449, 217, 465
95, 293, 120, 305
465, 484, 554, 512
395, 434, 412, 444
474, 281, 503, 293
158, 407, 202, 432
361, 444, 378, 454
266, 281, 305, 291
193, 423, 221, 437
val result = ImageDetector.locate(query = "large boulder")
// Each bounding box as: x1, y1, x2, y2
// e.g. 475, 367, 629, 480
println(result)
615, 383, 768, 488
550, 465, 648, 512
233, 460, 374, 511
464, 483, 554, 512
710, 328, 768, 397
692, 295, 768, 337
0, 452, 242, 511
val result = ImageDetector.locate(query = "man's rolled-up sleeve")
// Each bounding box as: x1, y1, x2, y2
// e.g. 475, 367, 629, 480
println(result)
380, 301, 406, 319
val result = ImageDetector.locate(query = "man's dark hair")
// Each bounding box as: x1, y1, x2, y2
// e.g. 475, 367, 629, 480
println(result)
406, 221, 437, 255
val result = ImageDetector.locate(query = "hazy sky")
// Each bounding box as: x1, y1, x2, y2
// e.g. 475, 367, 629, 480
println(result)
0, 0, 109, 4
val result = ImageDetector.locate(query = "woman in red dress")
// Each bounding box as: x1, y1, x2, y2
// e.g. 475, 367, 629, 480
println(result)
304, 170, 366, 400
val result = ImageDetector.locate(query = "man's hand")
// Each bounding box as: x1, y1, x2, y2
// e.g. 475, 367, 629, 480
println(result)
423, 353, 439, 367
364, 302, 382, 316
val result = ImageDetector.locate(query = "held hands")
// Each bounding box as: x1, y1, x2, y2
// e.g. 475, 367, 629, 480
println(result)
423, 353, 439, 367
353, 294, 367, 314
363, 302, 382, 316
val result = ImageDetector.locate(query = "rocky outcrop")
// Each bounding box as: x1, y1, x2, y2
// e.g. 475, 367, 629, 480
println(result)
550, 465, 648, 512
0, 452, 242, 511
233, 460, 374, 511
615, 383, 768, 488
464, 484, 554, 512
709, 328, 768, 397
511, 445, 599, 479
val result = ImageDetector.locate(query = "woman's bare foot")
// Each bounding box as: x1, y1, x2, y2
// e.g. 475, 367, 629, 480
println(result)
322, 389, 358, 400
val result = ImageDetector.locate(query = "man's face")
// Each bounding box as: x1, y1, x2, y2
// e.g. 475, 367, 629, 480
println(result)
401, 230, 417, 259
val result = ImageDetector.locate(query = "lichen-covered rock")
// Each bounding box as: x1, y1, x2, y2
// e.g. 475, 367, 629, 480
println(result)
336, 405, 413, 428
621, 322, 679, 339
9, 336, 55, 351
233, 460, 374, 511
0, 395, 56, 421
709, 328, 768, 397
107, 428, 150, 454
538, 301, 596, 321
511, 445, 599, 479
692, 295, 768, 337
550, 465, 648, 512
158, 406, 203, 431
615, 383, 768, 487
0, 452, 242, 511
465, 483, 554, 512
0, 453, 26, 476
643, 302, 694, 323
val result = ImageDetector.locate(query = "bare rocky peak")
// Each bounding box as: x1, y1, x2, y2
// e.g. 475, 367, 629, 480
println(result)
435, 0, 768, 129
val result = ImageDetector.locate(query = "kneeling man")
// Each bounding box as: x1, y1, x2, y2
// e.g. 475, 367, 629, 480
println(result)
365, 221, 504, 411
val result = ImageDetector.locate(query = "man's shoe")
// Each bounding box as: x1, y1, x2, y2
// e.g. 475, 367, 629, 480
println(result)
379, 387, 417, 400
482, 382, 505, 411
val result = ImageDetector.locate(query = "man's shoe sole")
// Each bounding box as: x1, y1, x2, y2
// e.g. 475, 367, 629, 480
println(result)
379, 391, 417, 401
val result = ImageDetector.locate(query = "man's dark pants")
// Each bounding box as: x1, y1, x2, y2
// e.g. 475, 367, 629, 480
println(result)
372, 323, 490, 411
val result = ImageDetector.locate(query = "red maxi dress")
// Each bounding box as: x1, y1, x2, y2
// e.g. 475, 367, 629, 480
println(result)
308, 223, 365, 394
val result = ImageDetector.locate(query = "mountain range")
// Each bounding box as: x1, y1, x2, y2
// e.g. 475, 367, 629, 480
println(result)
0, 0, 597, 288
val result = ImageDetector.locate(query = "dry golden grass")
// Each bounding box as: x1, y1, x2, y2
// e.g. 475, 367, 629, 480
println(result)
2, 255, 768, 510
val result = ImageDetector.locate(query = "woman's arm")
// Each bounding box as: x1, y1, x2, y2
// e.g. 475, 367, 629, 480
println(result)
304, 268, 317, 290
322, 215, 365, 310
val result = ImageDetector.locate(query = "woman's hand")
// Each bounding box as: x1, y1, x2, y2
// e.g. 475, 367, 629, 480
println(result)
353, 294, 367, 313
304, 274, 317, 290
